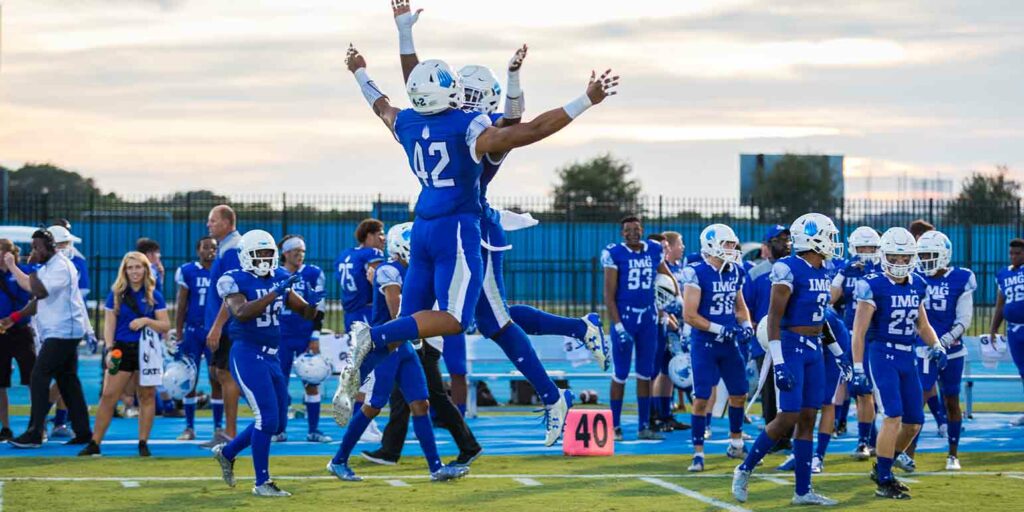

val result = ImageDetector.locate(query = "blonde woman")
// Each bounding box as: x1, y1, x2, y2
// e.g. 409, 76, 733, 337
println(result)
79, 252, 170, 457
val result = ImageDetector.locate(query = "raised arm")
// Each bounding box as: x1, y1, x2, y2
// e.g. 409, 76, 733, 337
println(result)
392, 0, 422, 81
473, 69, 619, 160
346, 45, 401, 135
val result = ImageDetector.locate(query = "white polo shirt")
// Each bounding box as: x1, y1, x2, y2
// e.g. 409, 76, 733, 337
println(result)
34, 253, 88, 340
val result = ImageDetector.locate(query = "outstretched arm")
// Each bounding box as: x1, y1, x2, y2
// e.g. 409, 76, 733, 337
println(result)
392, 0, 422, 81
346, 45, 401, 135
495, 44, 528, 128
473, 69, 618, 159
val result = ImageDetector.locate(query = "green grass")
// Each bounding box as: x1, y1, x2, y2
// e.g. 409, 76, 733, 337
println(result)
2, 453, 1022, 511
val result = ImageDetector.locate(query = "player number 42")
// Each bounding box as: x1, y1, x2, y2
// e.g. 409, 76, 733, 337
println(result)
413, 141, 453, 188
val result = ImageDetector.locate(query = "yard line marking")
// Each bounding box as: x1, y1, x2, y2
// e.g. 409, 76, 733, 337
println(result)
1, 481, 5, 512
1006, 475, 1024, 481
514, 478, 542, 486
640, 477, 751, 512
120, 481, 140, 488
385, 480, 410, 487
759, 475, 789, 485
900, 477, 920, 483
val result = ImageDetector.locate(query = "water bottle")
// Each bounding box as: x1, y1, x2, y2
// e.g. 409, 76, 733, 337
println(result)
108, 349, 123, 375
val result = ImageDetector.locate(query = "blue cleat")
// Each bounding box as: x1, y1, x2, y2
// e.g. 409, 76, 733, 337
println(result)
326, 461, 362, 482
431, 464, 469, 482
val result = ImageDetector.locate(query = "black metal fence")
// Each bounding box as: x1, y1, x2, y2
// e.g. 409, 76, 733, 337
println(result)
3, 192, 1019, 333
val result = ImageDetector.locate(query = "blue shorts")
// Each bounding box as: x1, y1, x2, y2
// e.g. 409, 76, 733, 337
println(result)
612, 305, 658, 382
473, 213, 512, 338
368, 342, 429, 409
278, 335, 312, 383
869, 343, 924, 424
230, 342, 290, 435
401, 214, 483, 329
441, 333, 467, 375
691, 333, 748, 400
181, 324, 212, 368
776, 331, 826, 412
344, 306, 373, 332
918, 345, 966, 397
823, 350, 841, 406
1009, 323, 1024, 379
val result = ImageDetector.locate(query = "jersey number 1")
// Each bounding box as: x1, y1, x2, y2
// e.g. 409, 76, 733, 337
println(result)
413, 142, 453, 188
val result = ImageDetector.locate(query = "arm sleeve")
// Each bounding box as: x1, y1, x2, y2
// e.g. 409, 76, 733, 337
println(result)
854, 279, 875, 307
600, 248, 616, 269
680, 266, 701, 290
314, 268, 327, 310
466, 113, 493, 164
769, 261, 794, 289
953, 272, 977, 333
175, 267, 187, 289
831, 272, 845, 289
217, 274, 239, 299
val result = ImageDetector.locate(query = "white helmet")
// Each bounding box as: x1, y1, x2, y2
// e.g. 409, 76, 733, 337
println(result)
47, 225, 81, 259
406, 60, 463, 115
293, 352, 333, 385
458, 65, 501, 114
699, 223, 741, 265
848, 226, 881, 265
791, 213, 843, 260
386, 222, 413, 261
916, 230, 952, 276
162, 358, 197, 400
654, 273, 677, 311
239, 229, 279, 277
879, 227, 917, 279
667, 353, 693, 389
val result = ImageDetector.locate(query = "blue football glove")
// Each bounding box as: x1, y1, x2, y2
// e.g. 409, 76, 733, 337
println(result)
928, 345, 948, 371
716, 325, 740, 343
85, 332, 99, 354
773, 362, 795, 391
836, 357, 854, 383
851, 369, 872, 396
664, 298, 682, 317
272, 273, 301, 296
738, 326, 755, 344
614, 322, 634, 345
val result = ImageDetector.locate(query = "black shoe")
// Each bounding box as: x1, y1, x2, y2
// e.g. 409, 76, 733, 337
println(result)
196, 393, 211, 409
0, 427, 13, 441
161, 409, 185, 418
113, 408, 124, 419
836, 421, 848, 436
769, 438, 793, 454
8, 431, 43, 448
665, 418, 691, 431
65, 434, 93, 445
870, 462, 910, 492
875, 480, 911, 500
360, 449, 399, 466
78, 440, 101, 456
139, 440, 151, 457
450, 446, 483, 466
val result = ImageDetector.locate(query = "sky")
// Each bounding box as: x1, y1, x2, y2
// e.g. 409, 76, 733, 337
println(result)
0, 0, 1021, 200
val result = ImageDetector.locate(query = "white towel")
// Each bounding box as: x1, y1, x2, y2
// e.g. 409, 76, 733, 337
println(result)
498, 209, 539, 232
139, 327, 164, 387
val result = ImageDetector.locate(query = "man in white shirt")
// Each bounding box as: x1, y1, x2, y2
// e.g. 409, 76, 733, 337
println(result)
4, 230, 93, 448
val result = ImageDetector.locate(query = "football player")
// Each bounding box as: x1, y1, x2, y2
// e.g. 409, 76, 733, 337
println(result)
338, 40, 617, 440
989, 238, 1024, 427
831, 226, 881, 459
334, 219, 385, 332
173, 236, 219, 441
732, 213, 847, 506
277, 234, 331, 443
211, 230, 320, 497
850, 227, 947, 499
603, 216, 678, 440
681, 224, 753, 471
662, 231, 693, 418
905, 230, 974, 470
328, 222, 469, 483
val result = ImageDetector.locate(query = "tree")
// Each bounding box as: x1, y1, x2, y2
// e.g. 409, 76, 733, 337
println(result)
552, 154, 642, 220
8, 162, 103, 197
947, 166, 1021, 224
752, 154, 838, 224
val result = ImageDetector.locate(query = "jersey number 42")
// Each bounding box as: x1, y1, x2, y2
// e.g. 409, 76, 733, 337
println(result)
413, 142, 453, 188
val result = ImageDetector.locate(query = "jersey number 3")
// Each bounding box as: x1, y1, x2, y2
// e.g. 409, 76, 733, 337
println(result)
413, 142, 453, 188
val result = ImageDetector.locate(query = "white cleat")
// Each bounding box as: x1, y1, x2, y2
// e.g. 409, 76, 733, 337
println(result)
895, 452, 916, 473
946, 455, 961, 471
792, 489, 838, 506
687, 455, 705, 472
543, 390, 572, 447
937, 423, 948, 438
359, 419, 383, 443
581, 313, 610, 371
726, 442, 747, 459
252, 480, 291, 497
1010, 414, 1024, 427
811, 455, 824, 474
349, 321, 375, 371
331, 375, 355, 427
732, 465, 751, 503
271, 432, 287, 443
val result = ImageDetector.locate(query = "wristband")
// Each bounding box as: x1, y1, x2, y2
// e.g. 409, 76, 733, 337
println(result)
827, 342, 844, 357
562, 93, 593, 119
768, 339, 785, 364
354, 68, 387, 108
396, 20, 416, 54
614, 322, 625, 333
504, 70, 524, 119
707, 322, 724, 334
854, 362, 864, 372
9, 311, 21, 323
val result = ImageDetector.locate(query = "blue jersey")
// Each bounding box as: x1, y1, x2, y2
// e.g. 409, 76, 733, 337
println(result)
175, 262, 212, 327
680, 260, 745, 342
918, 267, 976, 347
601, 240, 663, 308
824, 308, 851, 354
279, 264, 325, 341
394, 108, 491, 220
667, 261, 685, 284
0, 265, 34, 325
833, 261, 880, 329
105, 288, 167, 343
855, 273, 927, 346
334, 246, 385, 313
217, 268, 290, 348
823, 257, 846, 281
770, 255, 831, 329
205, 231, 242, 331
996, 265, 1024, 324
70, 254, 90, 295
371, 260, 407, 327
479, 112, 506, 211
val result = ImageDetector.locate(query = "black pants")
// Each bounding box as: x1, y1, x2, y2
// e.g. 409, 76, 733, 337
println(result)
28, 338, 91, 438
756, 355, 779, 424
378, 343, 480, 460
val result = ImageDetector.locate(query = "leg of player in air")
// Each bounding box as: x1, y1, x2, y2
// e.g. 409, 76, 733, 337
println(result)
509, 305, 608, 369
441, 333, 469, 416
